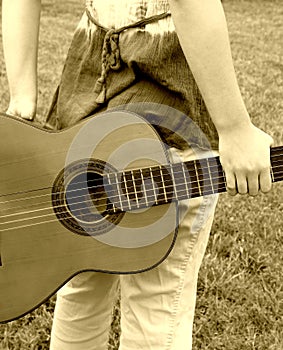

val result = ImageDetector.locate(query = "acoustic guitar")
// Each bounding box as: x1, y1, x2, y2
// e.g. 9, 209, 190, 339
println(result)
0, 109, 282, 323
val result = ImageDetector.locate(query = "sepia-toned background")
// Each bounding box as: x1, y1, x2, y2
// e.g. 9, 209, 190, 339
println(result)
0, 0, 282, 349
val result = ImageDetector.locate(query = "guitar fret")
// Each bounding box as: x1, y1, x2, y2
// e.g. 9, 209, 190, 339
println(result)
200, 158, 216, 196
170, 163, 187, 200
212, 157, 226, 194
211, 157, 227, 194
206, 158, 215, 194
183, 160, 199, 198
194, 159, 202, 197
140, 169, 149, 207
122, 172, 132, 211
181, 163, 190, 198
149, 167, 158, 205
271, 167, 275, 183
106, 173, 117, 213
159, 165, 168, 203
169, 164, 178, 200
114, 172, 124, 211
130, 170, 140, 208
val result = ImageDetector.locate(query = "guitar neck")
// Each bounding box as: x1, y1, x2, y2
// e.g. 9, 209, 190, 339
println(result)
179, 145, 283, 198
106, 146, 283, 212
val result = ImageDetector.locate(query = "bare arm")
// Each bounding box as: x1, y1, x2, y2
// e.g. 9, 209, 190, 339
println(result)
2, 0, 41, 119
169, 0, 273, 196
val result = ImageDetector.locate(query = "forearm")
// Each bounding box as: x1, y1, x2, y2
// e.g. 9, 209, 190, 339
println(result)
2, 0, 41, 110
169, 0, 250, 133
170, 0, 274, 196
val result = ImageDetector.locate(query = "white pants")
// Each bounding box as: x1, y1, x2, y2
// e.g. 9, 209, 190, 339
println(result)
50, 148, 218, 350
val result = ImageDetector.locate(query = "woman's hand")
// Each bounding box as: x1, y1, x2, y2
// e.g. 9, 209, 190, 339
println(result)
218, 123, 274, 196
6, 99, 36, 120
2, 0, 41, 121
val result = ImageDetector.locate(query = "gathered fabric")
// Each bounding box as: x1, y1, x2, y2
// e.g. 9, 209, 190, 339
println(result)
46, 1, 218, 150
85, 8, 171, 105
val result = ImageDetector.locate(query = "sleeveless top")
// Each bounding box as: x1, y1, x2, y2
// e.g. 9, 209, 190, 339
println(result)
46, 0, 219, 150
85, 0, 172, 29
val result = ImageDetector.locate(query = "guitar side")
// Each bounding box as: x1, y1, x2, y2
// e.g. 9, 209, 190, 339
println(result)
0, 113, 178, 323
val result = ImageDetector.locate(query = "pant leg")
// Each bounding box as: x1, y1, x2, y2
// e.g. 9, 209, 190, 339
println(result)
119, 148, 218, 350
50, 272, 119, 350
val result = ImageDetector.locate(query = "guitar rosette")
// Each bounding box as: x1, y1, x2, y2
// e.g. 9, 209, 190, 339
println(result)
58, 103, 218, 248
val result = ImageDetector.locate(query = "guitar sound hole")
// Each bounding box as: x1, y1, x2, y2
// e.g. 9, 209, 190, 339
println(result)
66, 171, 112, 223
52, 159, 124, 237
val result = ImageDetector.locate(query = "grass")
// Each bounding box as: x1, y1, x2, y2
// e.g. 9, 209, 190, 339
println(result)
0, 0, 282, 349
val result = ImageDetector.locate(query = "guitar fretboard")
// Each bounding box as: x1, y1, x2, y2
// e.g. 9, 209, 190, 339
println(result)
104, 146, 283, 213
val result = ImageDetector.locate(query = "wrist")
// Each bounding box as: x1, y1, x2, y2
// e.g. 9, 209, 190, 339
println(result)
215, 111, 252, 136
9, 75, 37, 103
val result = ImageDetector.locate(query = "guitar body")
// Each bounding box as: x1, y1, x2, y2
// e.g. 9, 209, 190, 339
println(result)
0, 111, 178, 322
1, 109, 282, 323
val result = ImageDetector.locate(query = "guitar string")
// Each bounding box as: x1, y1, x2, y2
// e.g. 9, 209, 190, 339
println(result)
0, 158, 282, 215
0, 185, 227, 225
2, 164, 282, 227
1, 146, 283, 202
0, 172, 280, 233
0, 160, 282, 221
0, 174, 227, 221
0, 185, 227, 226
0, 152, 282, 206
0, 179, 227, 223
0, 147, 282, 223
0, 157, 226, 202
0, 181, 228, 231
0, 146, 282, 203
1, 177, 282, 231
0, 169, 228, 221
0, 160, 278, 218
0, 146, 283, 201
1, 167, 283, 229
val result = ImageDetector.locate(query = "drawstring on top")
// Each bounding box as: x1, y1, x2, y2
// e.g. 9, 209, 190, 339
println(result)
86, 8, 171, 104
93, 29, 121, 103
